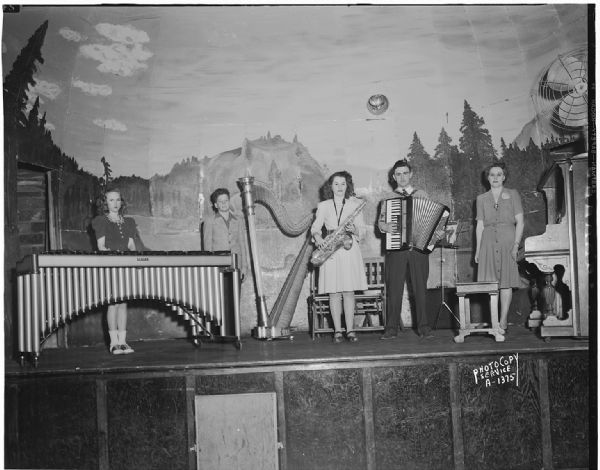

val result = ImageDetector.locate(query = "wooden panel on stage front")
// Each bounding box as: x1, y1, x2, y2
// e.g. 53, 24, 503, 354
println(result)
195, 393, 279, 470
372, 364, 453, 468
107, 376, 188, 469
284, 369, 366, 470
459, 357, 543, 469
548, 356, 590, 468
10, 379, 98, 469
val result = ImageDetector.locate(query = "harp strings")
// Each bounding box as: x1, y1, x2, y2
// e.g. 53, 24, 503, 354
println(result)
250, 181, 313, 236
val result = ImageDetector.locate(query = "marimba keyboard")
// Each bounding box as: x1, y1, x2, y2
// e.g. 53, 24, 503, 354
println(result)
16, 251, 242, 366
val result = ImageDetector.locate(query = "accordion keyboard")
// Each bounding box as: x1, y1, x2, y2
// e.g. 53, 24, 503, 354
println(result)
384, 196, 449, 252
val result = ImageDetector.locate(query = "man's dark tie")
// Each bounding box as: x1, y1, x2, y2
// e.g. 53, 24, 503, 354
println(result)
400, 190, 409, 197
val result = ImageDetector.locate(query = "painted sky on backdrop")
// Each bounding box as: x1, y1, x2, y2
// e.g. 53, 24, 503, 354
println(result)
1, 4, 589, 179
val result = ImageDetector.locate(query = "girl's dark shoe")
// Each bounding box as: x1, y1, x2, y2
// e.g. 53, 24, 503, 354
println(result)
346, 331, 358, 342
380, 329, 398, 340
333, 331, 343, 343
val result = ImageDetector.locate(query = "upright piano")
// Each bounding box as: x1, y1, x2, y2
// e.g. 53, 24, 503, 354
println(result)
524, 152, 589, 339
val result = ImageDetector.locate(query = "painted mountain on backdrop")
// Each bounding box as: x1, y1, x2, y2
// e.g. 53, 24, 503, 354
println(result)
149, 133, 327, 228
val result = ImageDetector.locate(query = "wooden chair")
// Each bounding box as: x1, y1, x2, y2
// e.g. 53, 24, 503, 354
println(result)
308, 257, 386, 339
453, 281, 504, 343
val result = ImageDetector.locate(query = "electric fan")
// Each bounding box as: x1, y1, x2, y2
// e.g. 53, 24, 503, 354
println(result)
531, 47, 588, 136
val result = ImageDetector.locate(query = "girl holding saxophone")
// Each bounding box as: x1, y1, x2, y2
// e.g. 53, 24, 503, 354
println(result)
311, 171, 368, 343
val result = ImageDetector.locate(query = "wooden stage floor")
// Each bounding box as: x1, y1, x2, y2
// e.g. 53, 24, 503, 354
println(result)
6, 324, 590, 377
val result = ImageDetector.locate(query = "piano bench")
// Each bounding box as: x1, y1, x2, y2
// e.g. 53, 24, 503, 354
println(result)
308, 257, 386, 339
453, 282, 505, 343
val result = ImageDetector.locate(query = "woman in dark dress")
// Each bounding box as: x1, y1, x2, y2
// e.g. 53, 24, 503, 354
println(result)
474, 162, 524, 333
92, 188, 137, 355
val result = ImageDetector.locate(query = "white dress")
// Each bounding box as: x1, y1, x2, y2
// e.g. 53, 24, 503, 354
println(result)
311, 197, 368, 294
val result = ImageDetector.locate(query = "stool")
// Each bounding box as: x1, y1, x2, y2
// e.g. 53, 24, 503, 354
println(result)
453, 281, 504, 343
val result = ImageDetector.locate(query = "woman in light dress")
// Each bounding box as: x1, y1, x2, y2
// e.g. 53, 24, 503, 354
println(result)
311, 171, 368, 343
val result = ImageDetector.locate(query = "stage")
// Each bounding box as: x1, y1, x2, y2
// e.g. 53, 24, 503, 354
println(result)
5, 325, 589, 377
4, 325, 591, 470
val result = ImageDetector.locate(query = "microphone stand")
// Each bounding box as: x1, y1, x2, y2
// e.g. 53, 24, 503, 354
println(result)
433, 240, 460, 329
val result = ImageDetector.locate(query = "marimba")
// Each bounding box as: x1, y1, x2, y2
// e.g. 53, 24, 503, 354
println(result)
16, 251, 242, 366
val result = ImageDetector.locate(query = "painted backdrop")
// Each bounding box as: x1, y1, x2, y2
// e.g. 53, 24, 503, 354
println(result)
2, 4, 590, 342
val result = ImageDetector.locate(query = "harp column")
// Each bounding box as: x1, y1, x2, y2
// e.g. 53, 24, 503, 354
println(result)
238, 176, 271, 336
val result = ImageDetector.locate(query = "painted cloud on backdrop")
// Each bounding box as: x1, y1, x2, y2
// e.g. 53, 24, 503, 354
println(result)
80, 23, 153, 77
72, 79, 113, 97
93, 118, 127, 132
59, 27, 86, 42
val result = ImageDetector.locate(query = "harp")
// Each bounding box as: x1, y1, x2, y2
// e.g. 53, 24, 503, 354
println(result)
238, 176, 315, 339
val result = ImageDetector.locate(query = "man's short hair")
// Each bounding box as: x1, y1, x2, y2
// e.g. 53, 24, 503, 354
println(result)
391, 159, 412, 173
388, 159, 412, 189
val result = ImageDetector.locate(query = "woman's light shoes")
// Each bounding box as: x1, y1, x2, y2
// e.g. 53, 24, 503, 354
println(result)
110, 343, 135, 355
346, 331, 358, 342
333, 331, 358, 343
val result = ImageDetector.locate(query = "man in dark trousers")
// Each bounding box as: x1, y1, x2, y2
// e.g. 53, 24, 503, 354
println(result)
378, 159, 435, 339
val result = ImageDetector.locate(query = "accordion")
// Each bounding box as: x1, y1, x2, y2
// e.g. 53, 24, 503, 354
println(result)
384, 196, 450, 252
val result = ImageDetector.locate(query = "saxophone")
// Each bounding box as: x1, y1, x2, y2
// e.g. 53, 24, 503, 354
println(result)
310, 198, 367, 267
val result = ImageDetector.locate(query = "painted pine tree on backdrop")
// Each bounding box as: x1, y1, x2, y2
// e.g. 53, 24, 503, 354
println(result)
500, 137, 547, 239
450, 100, 497, 222
432, 127, 455, 216
406, 132, 430, 190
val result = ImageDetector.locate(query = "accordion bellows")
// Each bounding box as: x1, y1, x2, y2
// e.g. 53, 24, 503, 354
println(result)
384, 196, 450, 252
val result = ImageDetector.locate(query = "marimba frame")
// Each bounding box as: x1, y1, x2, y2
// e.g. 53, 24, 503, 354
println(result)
16, 252, 243, 367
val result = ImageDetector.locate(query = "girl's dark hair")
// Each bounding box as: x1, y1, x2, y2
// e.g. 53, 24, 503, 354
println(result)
210, 188, 230, 209
322, 171, 355, 200
484, 161, 508, 179
100, 188, 126, 215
